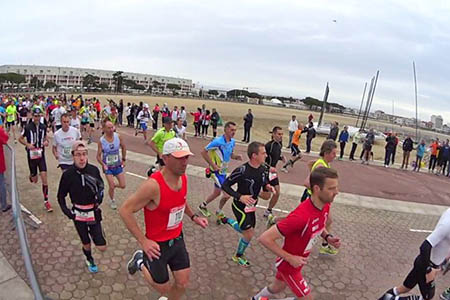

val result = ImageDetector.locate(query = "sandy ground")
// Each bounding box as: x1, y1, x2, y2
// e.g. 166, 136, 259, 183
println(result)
82, 93, 445, 161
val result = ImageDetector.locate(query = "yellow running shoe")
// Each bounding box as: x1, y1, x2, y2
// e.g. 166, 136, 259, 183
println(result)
319, 245, 338, 255
232, 255, 250, 267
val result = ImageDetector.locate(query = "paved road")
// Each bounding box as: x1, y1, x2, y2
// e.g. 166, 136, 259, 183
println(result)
0, 130, 449, 300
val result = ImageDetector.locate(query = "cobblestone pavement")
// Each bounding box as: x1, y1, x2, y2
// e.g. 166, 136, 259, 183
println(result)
0, 138, 448, 300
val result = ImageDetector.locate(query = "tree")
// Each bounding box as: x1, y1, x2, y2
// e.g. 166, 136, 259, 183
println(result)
166, 83, 181, 90
135, 84, 146, 91
83, 74, 99, 88
0, 73, 26, 84
44, 81, 58, 90
98, 83, 109, 90
113, 71, 124, 93
30, 76, 43, 89
208, 89, 219, 96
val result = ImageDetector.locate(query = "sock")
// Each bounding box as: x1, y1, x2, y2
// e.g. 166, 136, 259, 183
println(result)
322, 241, 329, 247
82, 248, 94, 263
136, 258, 144, 271
392, 287, 399, 296
201, 201, 207, 208
223, 217, 242, 233
253, 286, 277, 299
42, 185, 48, 201
236, 237, 250, 257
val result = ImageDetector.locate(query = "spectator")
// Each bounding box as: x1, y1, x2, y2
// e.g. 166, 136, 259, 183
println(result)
349, 129, 363, 161
327, 121, 339, 141
308, 113, 314, 123
160, 103, 170, 127
152, 103, 160, 130
171, 106, 179, 122
305, 122, 316, 153
429, 138, 439, 173
125, 102, 132, 127
118, 99, 124, 126
413, 140, 426, 172
242, 108, 253, 143
338, 125, 349, 160
210, 108, 220, 138
0, 126, 10, 212
436, 140, 445, 176
391, 132, 399, 164
179, 106, 187, 127
401, 135, 414, 170
201, 110, 211, 138
190, 108, 202, 137
130, 103, 137, 128
362, 128, 375, 165
442, 139, 450, 176
384, 131, 396, 168
287, 115, 298, 149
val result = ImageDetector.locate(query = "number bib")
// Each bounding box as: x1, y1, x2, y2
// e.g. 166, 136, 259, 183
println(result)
167, 205, 185, 230
62, 146, 72, 157
30, 149, 42, 160
305, 231, 323, 252
244, 204, 257, 213
73, 209, 95, 222
21, 117, 27, 122
269, 172, 278, 181
106, 154, 119, 166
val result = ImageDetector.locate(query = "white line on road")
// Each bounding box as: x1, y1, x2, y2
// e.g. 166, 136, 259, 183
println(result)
126, 172, 147, 180
409, 229, 432, 233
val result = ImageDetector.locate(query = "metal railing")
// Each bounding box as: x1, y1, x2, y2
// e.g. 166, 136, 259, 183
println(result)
5, 144, 46, 300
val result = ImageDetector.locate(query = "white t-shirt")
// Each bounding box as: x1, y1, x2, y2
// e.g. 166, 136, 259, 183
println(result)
288, 120, 298, 132
53, 126, 81, 165
70, 117, 81, 129
179, 110, 187, 121
171, 110, 179, 121
174, 125, 186, 138
52, 107, 66, 126
427, 208, 450, 265
138, 110, 152, 123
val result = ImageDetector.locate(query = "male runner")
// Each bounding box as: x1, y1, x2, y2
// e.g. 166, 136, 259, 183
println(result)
96, 119, 126, 210
18, 101, 29, 129
148, 116, 176, 169
379, 208, 450, 300
263, 126, 285, 225
69, 109, 81, 130
281, 122, 305, 173
136, 103, 153, 141
19, 108, 52, 212
5, 99, 18, 143
219, 142, 275, 266
253, 167, 341, 300
51, 101, 66, 131
52, 113, 81, 171
79, 102, 91, 139
198, 121, 242, 221
57, 140, 106, 273
120, 138, 208, 300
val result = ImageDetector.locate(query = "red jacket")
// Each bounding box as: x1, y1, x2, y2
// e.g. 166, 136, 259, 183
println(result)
0, 127, 9, 173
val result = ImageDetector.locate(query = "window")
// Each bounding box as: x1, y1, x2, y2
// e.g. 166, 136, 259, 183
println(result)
47, 70, 51, 73
40, 70, 44, 74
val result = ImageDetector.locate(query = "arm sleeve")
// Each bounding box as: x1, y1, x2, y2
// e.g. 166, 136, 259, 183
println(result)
57, 173, 73, 219
221, 166, 244, 199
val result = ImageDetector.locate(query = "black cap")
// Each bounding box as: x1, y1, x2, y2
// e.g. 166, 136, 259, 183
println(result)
32, 107, 42, 114
162, 116, 172, 124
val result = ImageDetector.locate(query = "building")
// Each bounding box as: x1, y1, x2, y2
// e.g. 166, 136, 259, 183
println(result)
0, 64, 193, 95
430, 115, 443, 129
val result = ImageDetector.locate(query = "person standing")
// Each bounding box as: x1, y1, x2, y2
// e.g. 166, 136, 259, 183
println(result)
391, 132, 399, 165
171, 106, 179, 123
401, 135, 414, 170
118, 99, 124, 126
384, 132, 396, 168
338, 125, 349, 160
429, 139, 439, 173
305, 122, 316, 153
96, 119, 127, 209
152, 103, 160, 130
253, 167, 341, 300
149, 117, 176, 169
120, 138, 208, 300
57, 140, 106, 273
287, 115, 298, 149
125, 102, 132, 127
413, 140, 426, 172
242, 108, 253, 143
362, 128, 375, 165
210, 108, 220, 138
179, 106, 187, 127
201, 110, 211, 138
190, 108, 202, 137
441, 140, 450, 176
0, 126, 10, 212
18, 108, 52, 212
349, 129, 363, 161
52, 113, 81, 171
327, 121, 339, 141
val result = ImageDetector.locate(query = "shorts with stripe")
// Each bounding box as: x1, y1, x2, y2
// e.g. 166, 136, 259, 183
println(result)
212, 172, 226, 189
231, 200, 255, 231
276, 268, 311, 297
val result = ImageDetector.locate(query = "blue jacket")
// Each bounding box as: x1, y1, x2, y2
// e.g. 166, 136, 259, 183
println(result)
338, 130, 349, 143
416, 144, 426, 158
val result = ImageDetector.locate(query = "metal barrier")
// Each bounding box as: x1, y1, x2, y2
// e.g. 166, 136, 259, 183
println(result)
4, 144, 46, 300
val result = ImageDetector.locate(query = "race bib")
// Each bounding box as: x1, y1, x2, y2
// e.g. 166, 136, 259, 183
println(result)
63, 146, 72, 157
269, 172, 278, 181
21, 117, 27, 122
167, 205, 185, 230
220, 162, 229, 174
106, 154, 119, 166
74, 210, 95, 222
244, 204, 256, 213
30, 149, 42, 160
305, 231, 322, 252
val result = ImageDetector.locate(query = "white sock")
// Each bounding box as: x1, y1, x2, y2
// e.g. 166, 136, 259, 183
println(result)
136, 258, 143, 271
393, 287, 399, 296
253, 286, 276, 299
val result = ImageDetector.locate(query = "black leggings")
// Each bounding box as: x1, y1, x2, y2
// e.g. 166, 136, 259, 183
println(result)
429, 155, 437, 170
194, 122, 201, 136
201, 124, 209, 136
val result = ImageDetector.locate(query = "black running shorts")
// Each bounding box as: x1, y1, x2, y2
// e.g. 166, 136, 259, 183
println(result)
142, 233, 190, 284
403, 254, 435, 300
74, 220, 106, 246
232, 201, 256, 231
6, 121, 15, 128
27, 155, 47, 177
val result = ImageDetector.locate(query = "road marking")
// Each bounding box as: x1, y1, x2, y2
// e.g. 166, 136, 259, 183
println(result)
126, 172, 147, 180
409, 229, 432, 233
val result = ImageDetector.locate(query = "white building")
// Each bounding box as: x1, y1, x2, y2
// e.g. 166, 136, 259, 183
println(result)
431, 115, 443, 129
0, 64, 193, 95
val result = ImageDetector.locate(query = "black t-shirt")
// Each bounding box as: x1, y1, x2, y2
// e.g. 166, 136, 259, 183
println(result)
22, 121, 47, 153
222, 162, 268, 206
18, 106, 29, 118
265, 140, 282, 167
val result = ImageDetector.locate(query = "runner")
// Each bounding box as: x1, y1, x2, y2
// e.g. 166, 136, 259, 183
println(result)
51, 101, 66, 132
148, 116, 176, 170
378, 208, 450, 300
198, 121, 242, 222
218, 141, 275, 267
5, 99, 18, 143
281, 122, 305, 173
52, 113, 81, 171
18, 101, 29, 129
120, 138, 208, 300
253, 167, 341, 300
96, 119, 126, 210
79, 102, 91, 140
135, 103, 153, 141
262, 126, 285, 226
69, 108, 81, 130
18, 107, 52, 212
57, 140, 106, 273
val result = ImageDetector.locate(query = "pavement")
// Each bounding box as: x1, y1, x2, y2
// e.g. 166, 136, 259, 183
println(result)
0, 125, 449, 300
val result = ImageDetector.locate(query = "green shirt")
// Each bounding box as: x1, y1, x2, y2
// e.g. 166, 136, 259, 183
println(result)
151, 128, 176, 153
6, 105, 17, 122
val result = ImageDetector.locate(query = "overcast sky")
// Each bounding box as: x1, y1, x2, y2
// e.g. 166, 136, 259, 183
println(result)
2, 0, 450, 122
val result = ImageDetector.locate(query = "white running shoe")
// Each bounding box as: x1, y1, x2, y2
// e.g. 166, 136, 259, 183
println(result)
110, 199, 117, 210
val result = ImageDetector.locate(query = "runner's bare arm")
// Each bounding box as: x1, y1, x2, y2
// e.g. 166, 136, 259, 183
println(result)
52, 145, 58, 160
231, 152, 243, 160
200, 148, 219, 171
148, 140, 161, 156
119, 134, 127, 162
119, 179, 158, 246
96, 141, 106, 169
184, 203, 208, 228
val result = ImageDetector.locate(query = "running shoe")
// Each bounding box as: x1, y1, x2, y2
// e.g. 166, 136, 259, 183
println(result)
232, 255, 250, 267
198, 204, 211, 217
215, 211, 225, 225
281, 167, 288, 173
441, 288, 450, 300
158, 297, 168, 300
266, 214, 276, 229
44, 201, 53, 212
319, 245, 338, 255
2, 204, 11, 212
262, 209, 272, 218
127, 250, 144, 275
110, 199, 117, 210
86, 260, 98, 273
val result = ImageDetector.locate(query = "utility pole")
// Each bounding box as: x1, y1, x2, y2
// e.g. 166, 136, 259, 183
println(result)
356, 82, 367, 127
318, 82, 329, 127
413, 61, 419, 141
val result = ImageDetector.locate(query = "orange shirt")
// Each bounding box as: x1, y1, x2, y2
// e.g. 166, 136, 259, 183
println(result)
292, 129, 302, 146
431, 142, 439, 156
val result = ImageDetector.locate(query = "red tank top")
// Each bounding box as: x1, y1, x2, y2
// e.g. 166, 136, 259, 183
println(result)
144, 171, 187, 242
